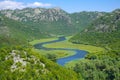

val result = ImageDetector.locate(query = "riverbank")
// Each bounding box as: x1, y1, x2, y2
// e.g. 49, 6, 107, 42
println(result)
30, 37, 105, 66
44, 38, 105, 53
30, 37, 76, 59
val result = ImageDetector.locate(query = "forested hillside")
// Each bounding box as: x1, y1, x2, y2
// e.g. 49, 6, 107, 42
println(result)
0, 8, 77, 36
0, 47, 78, 80
0, 15, 27, 47
70, 9, 120, 52
69, 9, 120, 80
0, 14, 78, 80
0, 8, 106, 36
71, 11, 106, 31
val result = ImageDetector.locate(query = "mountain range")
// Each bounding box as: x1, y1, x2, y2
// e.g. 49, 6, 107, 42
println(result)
69, 9, 120, 80
70, 9, 120, 50
0, 7, 120, 80
0, 8, 105, 38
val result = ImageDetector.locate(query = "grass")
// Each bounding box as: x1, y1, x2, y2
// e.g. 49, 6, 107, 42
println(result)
30, 37, 57, 45
33, 48, 75, 59
65, 59, 85, 68
44, 40, 105, 53
30, 36, 73, 45
30, 36, 105, 67
30, 37, 76, 59
65, 59, 90, 68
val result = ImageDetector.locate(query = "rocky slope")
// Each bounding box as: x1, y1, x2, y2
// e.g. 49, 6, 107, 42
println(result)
0, 8, 105, 36
69, 9, 120, 80
0, 8, 75, 36
0, 48, 78, 80
0, 8, 70, 22
70, 9, 120, 51
84, 9, 120, 32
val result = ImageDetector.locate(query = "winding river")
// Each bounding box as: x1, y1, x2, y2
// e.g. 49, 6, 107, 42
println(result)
34, 37, 87, 66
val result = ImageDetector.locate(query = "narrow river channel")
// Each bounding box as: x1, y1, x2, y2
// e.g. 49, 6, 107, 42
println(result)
34, 37, 87, 66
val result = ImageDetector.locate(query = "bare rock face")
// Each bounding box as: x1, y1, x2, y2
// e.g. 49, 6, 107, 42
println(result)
0, 8, 109, 36
5, 50, 48, 73
0, 8, 71, 23
84, 9, 120, 32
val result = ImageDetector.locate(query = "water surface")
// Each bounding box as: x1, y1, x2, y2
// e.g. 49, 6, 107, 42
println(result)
34, 37, 87, 66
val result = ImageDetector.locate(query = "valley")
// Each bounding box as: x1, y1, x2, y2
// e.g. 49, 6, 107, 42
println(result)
0, 6, 120, 80
30, 36, 105, 66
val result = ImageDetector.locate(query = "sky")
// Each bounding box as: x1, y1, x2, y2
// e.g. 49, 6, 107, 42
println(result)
0, 0, 120, 13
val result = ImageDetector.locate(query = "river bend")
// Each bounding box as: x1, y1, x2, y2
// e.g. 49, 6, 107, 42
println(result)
34, 37, 87, 66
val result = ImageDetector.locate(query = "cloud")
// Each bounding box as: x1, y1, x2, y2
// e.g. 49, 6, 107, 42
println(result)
0, 0, 52, 10
27, 2, 52, 7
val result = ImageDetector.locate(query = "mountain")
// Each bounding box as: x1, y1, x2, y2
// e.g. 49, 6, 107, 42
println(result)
0, 12, 78, 80
70, 9, 120, 49
0, 8, 106, 36
1, 7, 120, 80
69, 9, 120, 80
0, 14, 50, 47
70, 11, 106, 31
0, 15, 27, 47
0, 8, 76, 36
84, 9, 120, 32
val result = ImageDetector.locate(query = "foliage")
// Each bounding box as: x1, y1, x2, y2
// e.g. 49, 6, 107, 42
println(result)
0, 47, 78, 80
71, 11, 106, 31
73, 52, 120, 80
0, 8, 107, 36
0, 8, 120, 80
69, 9, 120, 80
46, 54, 57, 62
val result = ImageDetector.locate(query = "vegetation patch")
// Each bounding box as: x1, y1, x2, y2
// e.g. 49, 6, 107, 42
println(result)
44, 39, 105, 53
33, 49, 75, 59
30, 37, 105, 68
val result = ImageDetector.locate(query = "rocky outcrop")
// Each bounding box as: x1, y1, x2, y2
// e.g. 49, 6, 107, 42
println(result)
5, 50, 47, 73
0, 8, 71, 23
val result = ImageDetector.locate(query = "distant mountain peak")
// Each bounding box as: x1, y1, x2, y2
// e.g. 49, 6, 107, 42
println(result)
0, 7, 69, 22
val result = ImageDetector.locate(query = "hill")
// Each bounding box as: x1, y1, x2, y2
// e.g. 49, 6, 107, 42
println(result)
0, 47, 78, 80
0, 14, 51, 47
70, 11, 106, 31
0, 8, 76, 36
70, 9, 120, 51
1, 7, 120, 80
69, 9, 120, 80
0, 15, 27, 47
0, 8, 106, 36
0, 9, 79, 80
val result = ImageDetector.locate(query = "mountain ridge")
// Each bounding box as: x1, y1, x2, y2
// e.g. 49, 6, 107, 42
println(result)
70, 9, 120, 51
0, 7, 106, 36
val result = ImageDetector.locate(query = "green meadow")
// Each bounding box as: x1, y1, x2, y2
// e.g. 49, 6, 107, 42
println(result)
30, 37, 105, 66
30, 37, 57, 45
32, 49, 75, 59
44, 38, 105, 53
